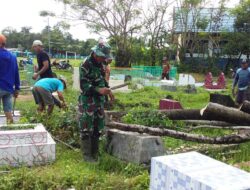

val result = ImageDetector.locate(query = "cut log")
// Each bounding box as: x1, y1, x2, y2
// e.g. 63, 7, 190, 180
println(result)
160, 109, 203, 120
201, 103, 250, 125
106, 121, 250, 144
239, 101, 250, 114
177, 120, 236, 126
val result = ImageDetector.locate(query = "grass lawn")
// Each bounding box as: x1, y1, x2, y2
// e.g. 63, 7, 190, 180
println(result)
0, 68, 249, 189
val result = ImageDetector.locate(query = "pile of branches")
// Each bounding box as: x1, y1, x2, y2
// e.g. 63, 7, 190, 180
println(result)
105, 101, 250, 144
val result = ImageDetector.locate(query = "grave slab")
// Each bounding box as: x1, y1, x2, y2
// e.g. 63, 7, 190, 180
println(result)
0, 124, 47, 146
150, 151, 250, 190
0, 124, 56, 166
159, 99, 183, 110
106, 129, 165, 164
160, 80, 177, 91
178, 74, 196, 86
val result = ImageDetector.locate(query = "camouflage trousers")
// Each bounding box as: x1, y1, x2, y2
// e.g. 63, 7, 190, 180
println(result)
78, 95, 105, 133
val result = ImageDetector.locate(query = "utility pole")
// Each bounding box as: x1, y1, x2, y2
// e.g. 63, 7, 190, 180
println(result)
39, 11, 55, 55
48, 17, 51, 55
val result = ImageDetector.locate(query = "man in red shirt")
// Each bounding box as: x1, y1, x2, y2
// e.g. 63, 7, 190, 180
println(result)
162, 57, 171, 80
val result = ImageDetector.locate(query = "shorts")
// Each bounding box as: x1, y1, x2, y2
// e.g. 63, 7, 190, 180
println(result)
0, 89, 13, 112
32, 87, 54, 106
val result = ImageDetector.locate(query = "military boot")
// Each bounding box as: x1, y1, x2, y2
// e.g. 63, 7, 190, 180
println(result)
90, 134, 99, 161
90, 123, 101, 161
80, 132, 97, 162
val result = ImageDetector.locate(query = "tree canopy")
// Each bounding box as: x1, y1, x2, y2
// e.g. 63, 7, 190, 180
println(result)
1, 25, 97, 56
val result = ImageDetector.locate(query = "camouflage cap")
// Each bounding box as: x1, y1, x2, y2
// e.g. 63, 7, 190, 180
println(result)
91, 42, 113, 59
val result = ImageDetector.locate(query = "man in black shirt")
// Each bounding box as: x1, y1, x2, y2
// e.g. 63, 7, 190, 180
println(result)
32, 40, 61, 108
32, 40, 53, 80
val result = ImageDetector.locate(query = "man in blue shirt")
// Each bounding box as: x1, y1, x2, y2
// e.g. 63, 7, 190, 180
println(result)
0, 34, 20, 123
32, 78, 67, 114
232, 61, 250, 105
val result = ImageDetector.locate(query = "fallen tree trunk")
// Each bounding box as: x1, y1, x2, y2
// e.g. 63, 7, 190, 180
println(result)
187, 125, 250, 131
160, 109, 203, 120
201, 103, 250, 125
239, 101, 250, 114
105, 103, 250, 125
106, 121, 250, 144
178, 120, 236, 126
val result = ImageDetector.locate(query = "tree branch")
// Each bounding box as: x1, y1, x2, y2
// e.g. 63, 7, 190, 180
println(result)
106, 121, 250, 144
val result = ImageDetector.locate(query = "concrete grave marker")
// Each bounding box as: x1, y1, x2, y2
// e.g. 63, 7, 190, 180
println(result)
0, 123, 56, 166
159, 99, 183, 110
73, 67, 80, 91
106, 129, 165, 164
160, 80, 177, 91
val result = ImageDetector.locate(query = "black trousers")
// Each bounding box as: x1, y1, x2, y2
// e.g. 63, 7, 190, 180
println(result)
162, 73, 170, 80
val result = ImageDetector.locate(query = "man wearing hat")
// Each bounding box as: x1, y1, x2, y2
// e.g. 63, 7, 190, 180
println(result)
32, 40, 53, 80
32, 40, 62, 108
98, 38, 112, 83
0, 34, 20, 123
78, 41, 114, 162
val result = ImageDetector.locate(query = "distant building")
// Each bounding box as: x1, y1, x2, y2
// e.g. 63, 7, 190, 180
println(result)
172, 7, 239, 61
173, 7, 235, 33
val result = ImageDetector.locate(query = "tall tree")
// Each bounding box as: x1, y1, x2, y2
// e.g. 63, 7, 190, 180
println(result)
173, 0, 210, 62
1, 25, 97, 56
58, 0, 142, 67
143, 0, 172, 66
224, 0, 250, 63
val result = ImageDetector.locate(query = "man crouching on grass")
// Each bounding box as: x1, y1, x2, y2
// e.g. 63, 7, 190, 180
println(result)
32, 78, 67, 115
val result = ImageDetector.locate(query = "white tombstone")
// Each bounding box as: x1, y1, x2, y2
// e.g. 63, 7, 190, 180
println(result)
178, 74, 196, 86
0, 123, 56, 167
150, 151, 250, 190
160, 80, 176, 86
73, 67, 80, 91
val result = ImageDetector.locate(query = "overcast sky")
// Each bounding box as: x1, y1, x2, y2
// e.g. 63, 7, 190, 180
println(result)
0, 0, 240, 41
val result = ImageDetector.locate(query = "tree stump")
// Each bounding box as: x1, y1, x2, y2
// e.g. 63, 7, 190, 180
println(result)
210, 93, 236, 107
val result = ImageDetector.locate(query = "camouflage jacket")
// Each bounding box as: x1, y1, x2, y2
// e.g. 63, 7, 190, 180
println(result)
79, 56, 109, 96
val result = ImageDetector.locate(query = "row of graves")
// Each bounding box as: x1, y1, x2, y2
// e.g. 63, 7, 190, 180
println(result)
1, 66, 249, 189
106, 105, 250, 189
104, 70, 250, 189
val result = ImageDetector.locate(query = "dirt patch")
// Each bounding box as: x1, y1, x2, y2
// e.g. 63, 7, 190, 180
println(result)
234, 161, 250, 168
18, 94, 34, 102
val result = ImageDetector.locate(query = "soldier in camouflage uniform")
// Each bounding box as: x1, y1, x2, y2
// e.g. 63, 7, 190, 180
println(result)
78, 42, 114, 162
